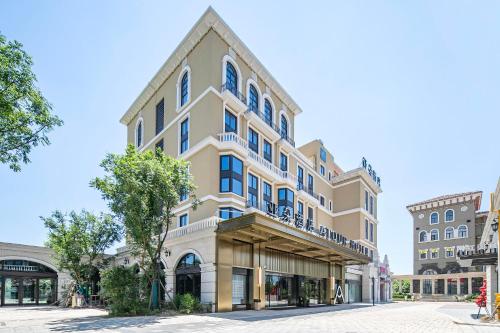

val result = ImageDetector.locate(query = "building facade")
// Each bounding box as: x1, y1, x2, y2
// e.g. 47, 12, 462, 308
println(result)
117, 7, 385, 311
393, 192, 486, 300
0, 242, 71, 306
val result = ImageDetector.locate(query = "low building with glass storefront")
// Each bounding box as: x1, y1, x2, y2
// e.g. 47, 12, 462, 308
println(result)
0, 242, 71, 306
116, 7, 387, 311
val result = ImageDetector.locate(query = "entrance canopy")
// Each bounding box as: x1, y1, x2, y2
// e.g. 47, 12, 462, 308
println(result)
217, 212, 369, 265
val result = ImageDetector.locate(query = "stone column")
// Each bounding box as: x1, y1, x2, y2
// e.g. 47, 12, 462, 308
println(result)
200, 263, 217, 307
444, 278, 448, 295
431, 279, 435, 295
252, 243, 265, 310
419, 279, 423, 297
468, 277, 472, 295
410, 280, 414, 294
164, 267, 176, 302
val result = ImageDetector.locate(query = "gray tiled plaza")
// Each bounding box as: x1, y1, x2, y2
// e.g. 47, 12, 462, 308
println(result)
0, 302, 498, 333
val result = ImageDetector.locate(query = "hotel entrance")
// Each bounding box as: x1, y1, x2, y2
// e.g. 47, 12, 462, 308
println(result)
265, 274, 327, 308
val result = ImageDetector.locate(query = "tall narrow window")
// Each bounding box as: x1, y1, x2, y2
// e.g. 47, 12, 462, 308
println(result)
136, 119, 143, 148
179, 214, 188, 227
264, 99, 273, 127
307, 174, 314, 192
220, 155, 243, 196
320, 148, 327, 162
369, 223, 374, 242
156, 99, 164, 135
263, 181, 272, 209
369, 196, 374, 215
297, 166, 304, 189
320, 165, 325, 176
180, 72, 189, 107
297, 201, 304, 216
180, 118, 189, 154
263, 140, 272, 163
445, 209, 454, 222
307, 206, 314, 226
226, 62, 238, 95
280, 114, 288, 139
224, 109, 237, 133
248, 128, 259, 153
277, 188, 294, 217
430, 212, 439, 225
364, 191, 369, 211
249, 84, 258, 112
365, 219, 369, 240
280, 152, 288, 172
320, 195, 325, 207
247, 173, 259, 208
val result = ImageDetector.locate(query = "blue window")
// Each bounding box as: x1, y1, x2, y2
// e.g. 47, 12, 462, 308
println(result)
308, 174, 314, 192
278, 188, 294, 217
226, 62, 238, 95
280, 114, 288, 139
180, 118, 189, 153
430, 212, 439, 224
180, 72, 189, 107
297, 201, 304, 216
248, 128, 259, 153
220, 155, 243, 196
247, 173, 259, 208
458, 225, 468, 238
136, 120, 142, 147
264, 99, 273, 127
320, 165, 325, 176
445, 209, 454, 222
225, 109, 237, 133
320, 148, 327, 162
156, 99, 164, 135
249, 84, 259, 112
430, 229, 439, 241
280, 152, 288, 171
263, 181, 272, 208
219, 207, 243, 220
263, 139, 272, 163
179, 214, 188, 227
297, 166, 304, 189
307, 207, 313, 226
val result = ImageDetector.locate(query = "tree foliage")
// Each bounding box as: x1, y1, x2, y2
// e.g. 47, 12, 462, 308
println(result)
91, 145, 197, 308
42, 210, 122, 287
0, 32, 62, 171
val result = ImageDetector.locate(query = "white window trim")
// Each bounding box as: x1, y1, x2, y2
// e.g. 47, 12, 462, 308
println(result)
178, 114, 190, 156
319, 194, 325, 207
457, 225, 468, 238
419, 250, 428, 260
445, 247, 455, 258
262, 93, 276, 123
222, 54, 242, 95
429, 211, 439, 225
444, 227, 454, 240
444, 209, 455, 223
279, 110, 291, 137
430, 248, 439, 259
176, 65, 192, 112
279, 149, 289, 172
246, 78, 262, 112
418, 230, 428, 243
430, 228, 439, 241
262, 179, 273, 203
178, 212, 189, 228
135, 117, 144, 148
297, 200, 304, 216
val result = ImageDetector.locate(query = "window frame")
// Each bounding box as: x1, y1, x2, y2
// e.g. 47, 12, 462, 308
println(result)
176, 65, 191, 111
155, 99, 165, 135
458, 225, 468, 238
280, 152, 288, 172
430, 212, 439, 225
224, 109, 238, 133
263, 139, 272, 163
248, 127, 259, 154
219, 155, 244, 197
179, 213, 189, 228
135, 117, 144, 148
247, 172, 259, 208
179, 117, 189, 154
445, 227, 454, 240
430, 229, 439, 241
444, 209, 455, 222
419, 230, 427, 243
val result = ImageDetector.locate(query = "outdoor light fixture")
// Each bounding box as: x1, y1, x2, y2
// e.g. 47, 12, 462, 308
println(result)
492, 218, 498, 232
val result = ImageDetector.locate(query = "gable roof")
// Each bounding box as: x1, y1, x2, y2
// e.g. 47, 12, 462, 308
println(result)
120, 6, 302, 125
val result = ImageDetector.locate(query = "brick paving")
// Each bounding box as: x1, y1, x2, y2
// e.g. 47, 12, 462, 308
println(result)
0, 302, 498, 333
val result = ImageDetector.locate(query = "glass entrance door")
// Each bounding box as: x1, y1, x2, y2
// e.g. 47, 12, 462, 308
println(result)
4, 278, 20, 305
265, 274, 293, 307
22, 278, 37, 305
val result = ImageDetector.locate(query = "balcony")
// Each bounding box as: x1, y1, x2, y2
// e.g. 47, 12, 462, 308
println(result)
280, 132, 295, 148
218, 132, 296, 185
244, 106, 281, 140
166, 216, 220, 240
297, 183, 319, 201
220, 82, 247, 112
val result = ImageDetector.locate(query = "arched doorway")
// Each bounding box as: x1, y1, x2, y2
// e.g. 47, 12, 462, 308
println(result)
0, 260, 58, 306
175, 253, 201, 299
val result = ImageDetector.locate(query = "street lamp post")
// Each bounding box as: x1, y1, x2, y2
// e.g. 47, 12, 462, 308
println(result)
372, 276, 375, 306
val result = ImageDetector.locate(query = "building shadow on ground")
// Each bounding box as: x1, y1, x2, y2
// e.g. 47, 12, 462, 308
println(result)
47, 315, 161, 332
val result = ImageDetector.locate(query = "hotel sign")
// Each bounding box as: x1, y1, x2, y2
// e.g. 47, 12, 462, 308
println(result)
362, 157, 381, 187
265, 202, 368, 257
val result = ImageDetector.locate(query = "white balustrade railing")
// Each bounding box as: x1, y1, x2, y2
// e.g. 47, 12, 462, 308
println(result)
166, 216, 221, 240
3, 264, 39, 272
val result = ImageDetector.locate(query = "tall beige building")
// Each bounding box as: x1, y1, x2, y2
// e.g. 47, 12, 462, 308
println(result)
118, 7, 385, 311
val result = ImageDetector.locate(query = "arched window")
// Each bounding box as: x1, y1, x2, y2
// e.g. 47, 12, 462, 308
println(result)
430, 212, 439, 225
135, 119, 143, 148
458, 225, 468, 238
430, 229, 439, 241
175, 253, 201, 299
264, 99, 273, 127
445, 209, 454, 222
280, 114, 288, 139
249, 84, 259, 112
419, 231, 427, 242
226, 61, 238, 95
445, 227, 454, 240
180, 71, 189, 107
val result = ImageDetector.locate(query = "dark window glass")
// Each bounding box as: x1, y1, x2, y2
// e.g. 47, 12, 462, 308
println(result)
226, 62, 238, 95
219, 207, 243, 220
248, 128, 259, 153
225, 109, 237, 133
277, 188, 294, 217
249, 84, 259, 112
181, 72, 189, 106
297, 166, 304, 189
247, 173, 259, 208
445, 210, 454, 222
320, 148, 327, 162
155, 139, 164, 154
365, 191, 369, 211
308, 174, 314, 192
263, 182, 272, 208
307, 206, 313, 225
220, 155, 243, 196
179, 214, 188, 227
297, 201, 304, 216
156, 99, 164, 135
136, 121, 142, 147
369, 223, 374, 242
263, 140, 272, 163
369, 196, 374, 215
264, 99, 273, 126
280, 153, 288, 172
320, 196, 325, 206
280, 115, 288, 139
320, 165, 325, 176
365, 220, 369, 239
180, 118, 189, 153
430, 212, 439, 224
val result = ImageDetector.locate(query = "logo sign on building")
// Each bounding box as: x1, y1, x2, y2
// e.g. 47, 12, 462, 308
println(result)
362, 157, 381, 187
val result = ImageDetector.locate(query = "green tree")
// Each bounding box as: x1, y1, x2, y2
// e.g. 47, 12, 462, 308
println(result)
0, 33, 62, 171
91, 145, 197, 309
42, 210, 122, 295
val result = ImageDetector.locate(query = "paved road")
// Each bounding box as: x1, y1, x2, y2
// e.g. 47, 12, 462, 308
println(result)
0, 302, 498, 332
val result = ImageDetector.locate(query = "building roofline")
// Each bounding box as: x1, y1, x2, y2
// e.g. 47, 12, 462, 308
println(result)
406, 191, 482, 212
120, 6, 302, 125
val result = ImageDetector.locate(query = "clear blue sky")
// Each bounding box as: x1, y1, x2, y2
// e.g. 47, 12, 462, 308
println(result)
1, 1, 499, 274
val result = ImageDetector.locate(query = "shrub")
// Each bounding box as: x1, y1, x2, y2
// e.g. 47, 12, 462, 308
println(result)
100, 265, 148, 316
177, 293, 200, 314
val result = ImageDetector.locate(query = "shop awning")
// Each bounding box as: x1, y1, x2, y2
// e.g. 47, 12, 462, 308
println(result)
216, 212, 370, 265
